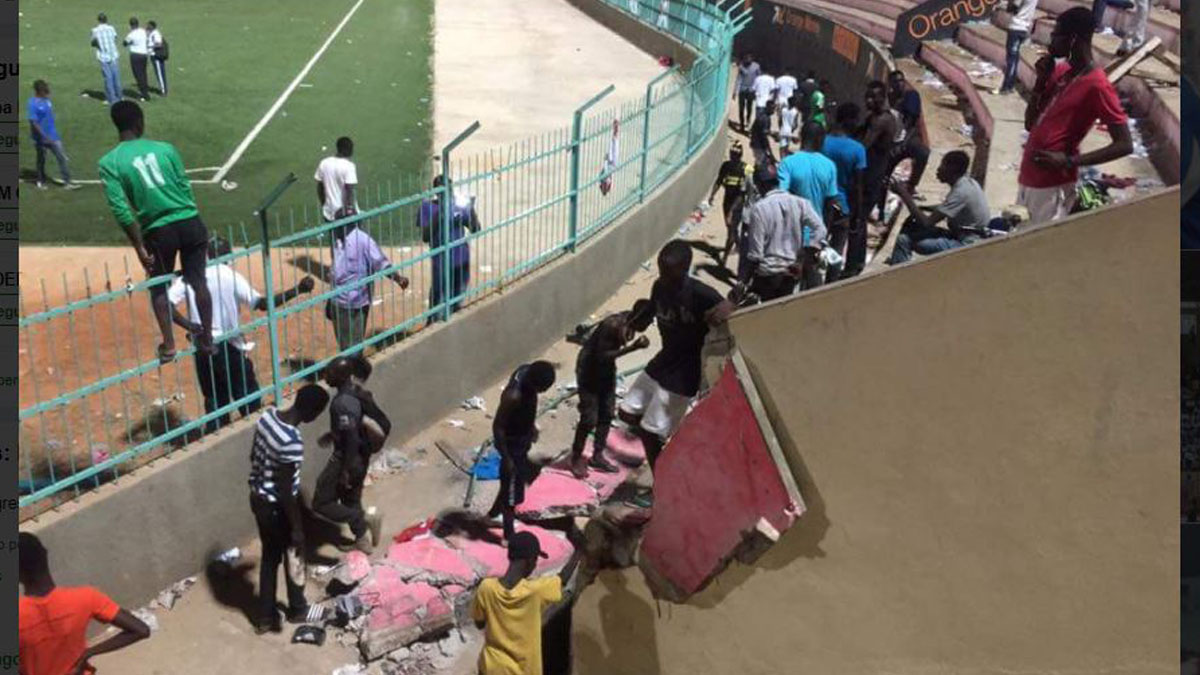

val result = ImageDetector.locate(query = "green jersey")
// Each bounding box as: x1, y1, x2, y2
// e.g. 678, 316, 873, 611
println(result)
99, 138, 199, 233
809, 90, 826, 129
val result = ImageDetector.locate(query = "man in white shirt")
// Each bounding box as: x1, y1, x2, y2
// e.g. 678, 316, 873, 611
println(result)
90, 13, 122, 105
1001, 0, 1039, 94
123, 17, 150, 101
316, 137, 359, 222
774, 72, 798, 125
753, 71, 776, 121
147, 20, 168, 96
169, 237, 316, 432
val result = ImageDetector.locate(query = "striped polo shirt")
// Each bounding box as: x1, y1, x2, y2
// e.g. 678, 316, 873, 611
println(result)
92, 24, 119, 63
248, 408, 304, 503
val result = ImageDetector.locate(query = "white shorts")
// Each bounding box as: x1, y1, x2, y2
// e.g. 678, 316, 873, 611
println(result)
1018, 182, 1076, 227
619, 372, 692, 439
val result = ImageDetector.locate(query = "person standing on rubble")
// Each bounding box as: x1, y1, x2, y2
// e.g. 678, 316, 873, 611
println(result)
312, 357, 388, 554
568, 307, 651, 479
619, 240, 735, 507
487, 361, 557, 540
472, 528, 583, 675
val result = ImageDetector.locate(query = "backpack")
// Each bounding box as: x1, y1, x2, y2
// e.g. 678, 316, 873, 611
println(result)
156, 38, 169, 61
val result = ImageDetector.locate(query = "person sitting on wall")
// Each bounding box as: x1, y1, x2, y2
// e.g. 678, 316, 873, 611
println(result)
885, 150, 991, 264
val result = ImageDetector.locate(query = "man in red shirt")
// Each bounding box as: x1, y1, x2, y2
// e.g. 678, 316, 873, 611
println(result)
19, 533, 150, 675
1018, 6, 1132, 226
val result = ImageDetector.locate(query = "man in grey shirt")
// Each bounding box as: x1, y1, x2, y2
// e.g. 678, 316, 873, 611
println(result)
887, 151, 990, 264
739, 164, 826, 302
736, 54, 761, 131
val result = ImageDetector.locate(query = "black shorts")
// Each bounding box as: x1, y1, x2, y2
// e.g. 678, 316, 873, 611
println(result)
577, 385, 616, 427
144, 216, 209, 281
497, 436, 538, 508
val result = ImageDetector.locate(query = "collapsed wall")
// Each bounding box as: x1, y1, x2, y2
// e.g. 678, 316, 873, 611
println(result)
572, 191, 1179, 674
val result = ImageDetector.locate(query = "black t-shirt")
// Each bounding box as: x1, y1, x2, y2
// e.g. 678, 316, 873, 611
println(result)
645, 278, 723, 397
750, 114, 771, 151
576, 315, 626, 393
494, 365, 538, 443
717, 160, 748, 196
330, 391, 364, 455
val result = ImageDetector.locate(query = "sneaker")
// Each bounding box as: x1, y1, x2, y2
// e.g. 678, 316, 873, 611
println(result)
365, 508, 383, 548
63, 182, 82, 191
589, 454, 619, 473
626, 493, 654, 509
286, 605, 324, 625
34, 182, 47, 190
253, 615, 282, 635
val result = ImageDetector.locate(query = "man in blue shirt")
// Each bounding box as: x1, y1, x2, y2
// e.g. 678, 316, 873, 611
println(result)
27, 81, 79, 190
420, 174, 480, 322
821, 103, 867, 282
777, 121, 837, 288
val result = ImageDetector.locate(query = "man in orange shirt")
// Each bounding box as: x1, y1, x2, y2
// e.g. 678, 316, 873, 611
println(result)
18, 533, 150, 675
472, 530, 583, 675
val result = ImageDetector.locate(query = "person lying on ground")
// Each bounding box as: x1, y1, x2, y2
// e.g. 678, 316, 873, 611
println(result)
487, 361, 557, 540
19, 532, 151, 675
886, 150, 991, 264
247, 384, 330, 634
569, 307, 651, 479
472, 527, 584, 675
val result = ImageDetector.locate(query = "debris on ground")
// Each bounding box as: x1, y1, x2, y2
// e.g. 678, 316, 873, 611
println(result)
460, 396, 486, 411
446, 419, 467, 429
152, 576, 197, 610
214, 547, 241, 565
370, 448, 416, 477
132, 608, 160, 632
332, 664, 366, 675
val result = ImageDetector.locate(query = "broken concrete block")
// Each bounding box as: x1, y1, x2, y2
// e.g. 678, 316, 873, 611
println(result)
384, 537, 479, 587
338, 550, 373, 585
515, 469, 599, 519
356, 569, 457, 660
637, 360, 803, 603
600, 428, 646, 466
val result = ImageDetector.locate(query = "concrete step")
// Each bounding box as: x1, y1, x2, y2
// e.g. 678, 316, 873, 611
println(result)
1033, 0, 1179, 53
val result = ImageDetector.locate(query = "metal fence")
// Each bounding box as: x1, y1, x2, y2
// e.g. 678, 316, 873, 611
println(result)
17, 0, 749, 514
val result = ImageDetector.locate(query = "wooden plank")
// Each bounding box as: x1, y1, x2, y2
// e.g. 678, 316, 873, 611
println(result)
1105, 36, 1162, 83
1154, 44, 1181, 75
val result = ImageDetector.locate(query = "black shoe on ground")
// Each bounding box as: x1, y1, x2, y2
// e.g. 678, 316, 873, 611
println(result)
589, 454, 619, 473
253, 614, 282, 635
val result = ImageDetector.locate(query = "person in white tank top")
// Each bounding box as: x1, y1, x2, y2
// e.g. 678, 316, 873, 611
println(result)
778, 99, 800, 155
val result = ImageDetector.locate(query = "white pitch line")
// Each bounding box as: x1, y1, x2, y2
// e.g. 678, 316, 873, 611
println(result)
62, 167, 223, 185
211, 0, 367, 183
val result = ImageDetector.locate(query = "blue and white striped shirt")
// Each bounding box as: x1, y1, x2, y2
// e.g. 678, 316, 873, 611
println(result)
249, 408, 304, 503
91, 24, 119, 63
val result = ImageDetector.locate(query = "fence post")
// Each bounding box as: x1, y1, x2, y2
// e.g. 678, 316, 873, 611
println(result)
254, 173, 297, 406
568, 85, 615, 252
439, 121, 481, 323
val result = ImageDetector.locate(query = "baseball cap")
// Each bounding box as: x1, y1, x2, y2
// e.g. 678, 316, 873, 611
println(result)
507, 531, 549, 560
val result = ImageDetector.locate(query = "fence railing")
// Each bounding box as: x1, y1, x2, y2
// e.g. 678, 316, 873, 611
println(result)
17, 0, 749, 514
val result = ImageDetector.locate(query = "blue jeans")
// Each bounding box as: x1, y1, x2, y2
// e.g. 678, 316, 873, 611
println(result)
1092, 0, 1134, 30
887, 221, 974, 264
99, 60, 122, 104
1002, 30, 1027, 92
34, 140, 71, 184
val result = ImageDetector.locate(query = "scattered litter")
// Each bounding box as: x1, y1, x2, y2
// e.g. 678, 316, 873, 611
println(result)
461, 396, 486, 411
999, 162, 1019, 172
311, 564, 335, 578
220, 180, 238, 192
1128, 119, 1149, 159
419, 97, 429, 103
332, 664, 365, 675
919, 72, 947, 89
1100, 27, 1115, 36
558, 382, 579, 394
299, 83, 314, 88
355, 79, 362, 85
447, 419, 466, 429
214, 547, 241, 565
640, 261, 652, 271
153, 576, 197, 610
292, 625, 326, 646
132, 608, 159, 632
955, 123, 975, 138
281, 110, 288, 117
346, 38, 354, 44
370, 447, 415, 475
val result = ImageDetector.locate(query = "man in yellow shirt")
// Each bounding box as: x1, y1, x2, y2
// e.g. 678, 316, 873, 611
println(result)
472, 530, 582, 674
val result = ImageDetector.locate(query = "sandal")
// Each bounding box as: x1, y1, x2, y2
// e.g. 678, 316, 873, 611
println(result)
156, 343, 177, 364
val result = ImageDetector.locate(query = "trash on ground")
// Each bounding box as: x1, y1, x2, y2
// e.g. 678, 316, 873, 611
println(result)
461, 396, 486, 411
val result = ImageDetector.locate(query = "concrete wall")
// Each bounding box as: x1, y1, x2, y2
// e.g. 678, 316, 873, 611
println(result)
735, 0, 892, 106
24, 2, 727, 609
573, 189, 1178, 673
564, 0, 699, 70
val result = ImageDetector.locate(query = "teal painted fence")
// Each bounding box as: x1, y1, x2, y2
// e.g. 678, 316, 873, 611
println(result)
17, 0, 748, 513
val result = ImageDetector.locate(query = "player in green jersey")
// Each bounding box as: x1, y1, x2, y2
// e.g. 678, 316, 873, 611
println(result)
99, 101, 215, 363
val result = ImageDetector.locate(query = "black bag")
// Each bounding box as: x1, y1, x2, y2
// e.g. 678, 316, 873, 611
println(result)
156, 38, 169, 61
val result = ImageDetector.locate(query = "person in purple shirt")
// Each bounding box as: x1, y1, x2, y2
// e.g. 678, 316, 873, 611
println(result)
419, 174, 481, 322
28, 81, 79, 190
326, 223, 408, 351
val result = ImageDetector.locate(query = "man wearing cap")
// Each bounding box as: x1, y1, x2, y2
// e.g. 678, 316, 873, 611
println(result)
472, 529, 583, 675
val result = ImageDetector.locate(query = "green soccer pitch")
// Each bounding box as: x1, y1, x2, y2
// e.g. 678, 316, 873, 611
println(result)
18, 0, 434, 244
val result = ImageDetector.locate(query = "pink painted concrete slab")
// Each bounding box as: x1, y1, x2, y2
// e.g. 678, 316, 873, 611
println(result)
342, 550, 372, 583
546, 455, 633, 501
448, 524, 574, 578
385, 536, 479, 586
638, 361, 802, 602
516, 469, 598, 518
358, 568, 451, 632
601, 428, 646, 466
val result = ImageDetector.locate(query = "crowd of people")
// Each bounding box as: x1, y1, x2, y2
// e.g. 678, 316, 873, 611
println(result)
710, 7, 1134, 304
20, 6, 1147, 674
